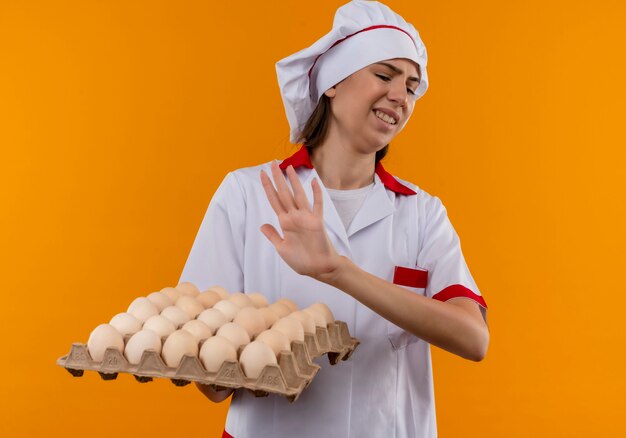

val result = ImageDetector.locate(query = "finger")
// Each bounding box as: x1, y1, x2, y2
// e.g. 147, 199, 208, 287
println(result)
260, 224, 283, 249
270, 160, 297, 211
260, 169, 287, 215
286, 165, 311, 211
311, 177, 323, 218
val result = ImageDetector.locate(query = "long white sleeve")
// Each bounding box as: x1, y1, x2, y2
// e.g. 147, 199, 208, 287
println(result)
178, 172, 246, 293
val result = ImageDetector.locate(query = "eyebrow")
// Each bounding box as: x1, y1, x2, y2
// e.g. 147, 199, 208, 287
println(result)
375, 62, 420, 83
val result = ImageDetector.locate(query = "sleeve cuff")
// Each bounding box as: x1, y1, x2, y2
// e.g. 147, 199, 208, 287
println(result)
432, 284, 487, 309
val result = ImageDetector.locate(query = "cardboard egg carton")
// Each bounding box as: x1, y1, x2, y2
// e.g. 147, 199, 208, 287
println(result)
57, 321, 359, 403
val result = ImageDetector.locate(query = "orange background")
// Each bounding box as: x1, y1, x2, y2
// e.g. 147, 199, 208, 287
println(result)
1, 0, 625, 436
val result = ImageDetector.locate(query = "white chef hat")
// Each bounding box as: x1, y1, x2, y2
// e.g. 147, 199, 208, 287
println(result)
276, 0, 428, 144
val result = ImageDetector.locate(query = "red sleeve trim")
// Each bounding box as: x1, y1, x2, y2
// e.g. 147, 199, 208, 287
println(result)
223, 431, 233, 438
432, 284, 488, 309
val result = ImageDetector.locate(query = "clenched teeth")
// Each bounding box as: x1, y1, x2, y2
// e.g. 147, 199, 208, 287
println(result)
374, 110, 397, 125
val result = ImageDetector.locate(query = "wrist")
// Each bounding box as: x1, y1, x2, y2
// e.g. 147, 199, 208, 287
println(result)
314, 255, 352, 286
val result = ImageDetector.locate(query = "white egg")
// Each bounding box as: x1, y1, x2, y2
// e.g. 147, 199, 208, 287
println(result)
197, 308, 229, 334
259, 307, 279, 328
271, 316, 304, 342
206, 285, 229, 300
276, 298, 298, 312
216, 322, 250, 350
176, 281, 200, 296
160, 305, 191, 328
146, 291, 174, 312
160, 287, 182, 302
228, 292, 254, 309
233, 307, 266, 338
182, 320, 213, 342
239, 341, 278, 379
199, 335, 237, 373
87, 324, 124, 362
290, 310, 316, 334
143, 315, 176, 337
124, 329, 162, 364
268, 302, 291, 318
127, 297, 159, 323
161, 330, 199, 368
213, 299, 239, 321
255, 329, 291, 356
196, 290, 221, 308
175, 295, 204, 319
109, 312, 142, 336
309, 303, 335, 325
303, 308, 327, 328
248, 292, 269, 308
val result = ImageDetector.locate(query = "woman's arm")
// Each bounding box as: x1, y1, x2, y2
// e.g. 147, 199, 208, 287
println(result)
259, 161, 489, 361
318, 257, 488, 361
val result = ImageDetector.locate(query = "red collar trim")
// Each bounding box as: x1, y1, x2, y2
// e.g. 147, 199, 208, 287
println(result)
279, 145, 314, 170
280, 146, 417, 196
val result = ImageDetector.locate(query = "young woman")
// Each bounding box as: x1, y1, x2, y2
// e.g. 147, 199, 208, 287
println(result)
180, 2, 489, 437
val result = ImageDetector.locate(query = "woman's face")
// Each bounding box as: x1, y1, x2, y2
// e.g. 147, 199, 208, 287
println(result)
324, 58, 420, 152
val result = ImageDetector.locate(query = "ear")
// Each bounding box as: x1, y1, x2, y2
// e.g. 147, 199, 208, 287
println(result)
324, 87, 336, 98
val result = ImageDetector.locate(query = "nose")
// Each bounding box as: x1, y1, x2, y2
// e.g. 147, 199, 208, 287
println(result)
387, 78, 408, 106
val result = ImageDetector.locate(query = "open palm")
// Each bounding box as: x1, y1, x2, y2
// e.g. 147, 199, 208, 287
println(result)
259, 161, 341, 279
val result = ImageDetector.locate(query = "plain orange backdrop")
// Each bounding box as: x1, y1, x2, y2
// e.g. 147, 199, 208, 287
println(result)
1, 0, 625, 436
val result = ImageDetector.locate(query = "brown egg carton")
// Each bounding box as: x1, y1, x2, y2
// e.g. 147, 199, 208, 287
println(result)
57, 321, 359, 403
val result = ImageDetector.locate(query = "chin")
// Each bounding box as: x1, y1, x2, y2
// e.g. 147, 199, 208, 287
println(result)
359, 142, 389, 157
355, 129, 396, 152
373, 134, 396, 148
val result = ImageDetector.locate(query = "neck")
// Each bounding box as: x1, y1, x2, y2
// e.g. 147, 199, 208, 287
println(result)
309, 140, 377, 190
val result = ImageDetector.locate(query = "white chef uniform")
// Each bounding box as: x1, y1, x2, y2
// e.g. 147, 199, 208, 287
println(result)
179, 146, 487, 438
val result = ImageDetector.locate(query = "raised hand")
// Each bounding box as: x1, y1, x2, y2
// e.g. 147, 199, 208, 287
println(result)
259, 161, 342, 280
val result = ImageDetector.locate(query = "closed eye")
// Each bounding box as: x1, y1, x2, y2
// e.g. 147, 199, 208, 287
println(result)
375, 74, 417, 96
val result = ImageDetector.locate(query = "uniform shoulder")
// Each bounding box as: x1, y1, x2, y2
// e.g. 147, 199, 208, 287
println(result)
390, 174, 445, 211
229, 161, 272, 180
225, 161, 277, 192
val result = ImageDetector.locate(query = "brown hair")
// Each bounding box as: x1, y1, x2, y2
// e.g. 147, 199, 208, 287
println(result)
296, 94, 389, 163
